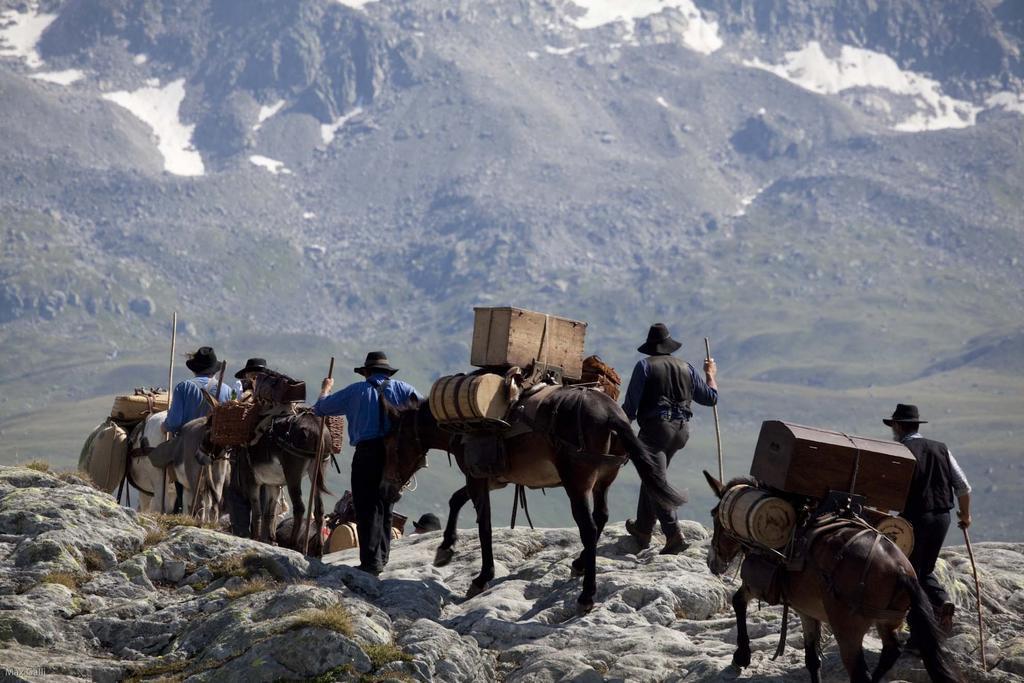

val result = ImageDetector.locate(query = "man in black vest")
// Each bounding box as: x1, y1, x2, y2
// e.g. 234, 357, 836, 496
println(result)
622, 323, 718, 554
886, 403, 972, 633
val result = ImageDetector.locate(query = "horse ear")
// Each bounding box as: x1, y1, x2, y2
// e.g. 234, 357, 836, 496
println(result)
703, 470, 724, 499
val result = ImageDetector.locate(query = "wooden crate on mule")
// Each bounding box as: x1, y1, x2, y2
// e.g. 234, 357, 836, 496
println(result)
471, 306, 587, 380
751, 421, 916, 513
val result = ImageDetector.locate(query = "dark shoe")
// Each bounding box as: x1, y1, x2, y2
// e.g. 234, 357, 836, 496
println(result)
625, 519, 652, 549
660, 532, 690, 555
937, 602, 954, 634
356, 564, 381, 577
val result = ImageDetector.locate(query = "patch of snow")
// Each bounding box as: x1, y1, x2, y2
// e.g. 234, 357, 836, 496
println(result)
733, 185, 767, 217
744, 41, 979, 132
568, 0, 722, 54
526, 51, 540, 60
545, 44, 582, 56
0, 5, 57, 68
656, 96, 669, 108
302, 211, 316, 220
333, 0, 378, 9
986, 91, 1024, 115
134, 53, 148, 65
249, 155, 292, 175
320, 106, 363, 145
144, 77, 159, 87
30, 69, 84, 85
102, 79, 205, 176
253, 99, 286, 131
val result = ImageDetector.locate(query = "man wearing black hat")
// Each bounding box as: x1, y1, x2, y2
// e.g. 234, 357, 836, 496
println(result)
313, 352, 423, 575
886, 403, 972, 634
162, 346, 234, 436
233, 357, 268, 398
622, 323, 718, 554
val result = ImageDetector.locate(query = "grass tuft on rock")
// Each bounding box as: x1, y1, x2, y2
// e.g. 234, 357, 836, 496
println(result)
124, 655, 190, 682
208, 552, 260, 580
364, 642, 413, 668
287, 605, 354, 637
224, 576, 275, 599
55, 469, 101, 489
80, 549, 106, 572
40, 571, 87, 591
23, 460, 51, 472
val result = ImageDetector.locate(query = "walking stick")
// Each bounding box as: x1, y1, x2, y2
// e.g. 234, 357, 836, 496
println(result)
160, 312, 178, 514
302, 357, 335, 555
704, 337, 724, 482
962, 525, 987, 671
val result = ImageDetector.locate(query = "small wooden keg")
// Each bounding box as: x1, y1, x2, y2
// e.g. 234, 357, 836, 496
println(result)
428, 374, 509, 424
719, 485, 797, 549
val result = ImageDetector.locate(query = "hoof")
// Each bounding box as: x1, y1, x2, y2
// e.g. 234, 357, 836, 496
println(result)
465, 581, 486, 600
570, 561, 585, 578
732, 649, 751, 668
576, 599, 595, 616
434, 547, 455, 567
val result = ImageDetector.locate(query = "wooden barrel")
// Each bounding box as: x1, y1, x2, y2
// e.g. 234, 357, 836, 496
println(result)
876, 516, 915, 557
428, 374, 509, 424
719, 485, 796, 549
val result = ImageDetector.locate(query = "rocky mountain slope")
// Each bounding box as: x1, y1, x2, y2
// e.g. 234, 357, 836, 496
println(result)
1, 465, 1021, 682
1, 0, 1022, 536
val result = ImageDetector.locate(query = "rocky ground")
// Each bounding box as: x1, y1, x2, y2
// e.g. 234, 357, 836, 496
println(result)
0, 464, 1020, 682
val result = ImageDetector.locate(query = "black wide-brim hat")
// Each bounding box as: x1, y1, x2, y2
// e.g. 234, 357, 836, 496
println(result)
355, 351, 399, 376
413, 513, 441, 532
234, 357, 268, 379
638, 322, 683, 355
883, 403, 928, 426
185, 346, 220, 374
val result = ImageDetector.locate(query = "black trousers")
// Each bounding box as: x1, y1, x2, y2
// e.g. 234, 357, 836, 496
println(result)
225, 455, 252, 537
906, 510, 951, 607
351, 438, 394, 572
634, 417, 690, 538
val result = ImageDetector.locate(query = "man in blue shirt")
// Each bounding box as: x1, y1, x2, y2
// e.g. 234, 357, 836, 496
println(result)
161, 346, 233, 435
314, 351, 423, 575
622, 324, 718, 554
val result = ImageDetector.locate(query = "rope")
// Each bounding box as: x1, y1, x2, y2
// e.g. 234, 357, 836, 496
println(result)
839, 432, 862, 494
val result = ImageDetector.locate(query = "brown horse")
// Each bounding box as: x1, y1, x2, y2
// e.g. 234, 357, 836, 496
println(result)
382, 387, 686, 613
703, 472, 962, 683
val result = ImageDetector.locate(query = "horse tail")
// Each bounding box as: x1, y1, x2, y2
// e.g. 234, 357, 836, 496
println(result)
610, 418, 686, 509
898, 572, 963, 683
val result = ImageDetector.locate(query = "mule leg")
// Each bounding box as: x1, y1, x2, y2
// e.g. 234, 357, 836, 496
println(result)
800, 614, 823, 683
826, 606, 871, 683
248, 485, 263, 542
565, 485, 599, 613
871, 622, 902, 683
731, 584, 753, 668
286, 479, 305, 551
435, 485, 469, 567
310, 470, 325, 557
572, 481, 609, 577
466, 476, 494, 598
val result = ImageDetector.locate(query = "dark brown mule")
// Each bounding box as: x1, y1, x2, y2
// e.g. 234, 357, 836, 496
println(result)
236, 411, 331, 554
703, 472, 962, 683
383, 388, 685, 613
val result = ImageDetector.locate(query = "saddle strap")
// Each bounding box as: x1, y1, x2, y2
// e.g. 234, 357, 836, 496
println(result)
772, 603, 789, 661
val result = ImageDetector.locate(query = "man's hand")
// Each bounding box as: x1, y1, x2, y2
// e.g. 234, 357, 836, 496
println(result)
704, 358, 717, 381
320, 377, 334, 396
958, 510, 971, 530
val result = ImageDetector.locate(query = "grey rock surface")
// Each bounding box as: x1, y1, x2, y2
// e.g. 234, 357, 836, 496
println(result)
0, 466, 1019, 681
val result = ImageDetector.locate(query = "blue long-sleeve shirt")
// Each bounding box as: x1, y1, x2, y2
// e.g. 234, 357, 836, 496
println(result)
163, 376, 234, 434
622, 357, 717, 421
312, 373, 424, 446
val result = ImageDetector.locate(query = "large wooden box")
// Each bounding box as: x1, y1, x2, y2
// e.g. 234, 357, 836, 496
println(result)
751, 421, 916, 512
471, 307, 587, 380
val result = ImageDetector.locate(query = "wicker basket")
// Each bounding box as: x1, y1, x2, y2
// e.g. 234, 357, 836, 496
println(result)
211, 401, 258, 446
327, 416, 345, 454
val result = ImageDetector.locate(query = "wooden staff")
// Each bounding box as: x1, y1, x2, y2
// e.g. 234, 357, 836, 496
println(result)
704, 337, 724, 482
160, 312, 178, 514
302, 357, 335, 555
962, 526, 987, 671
